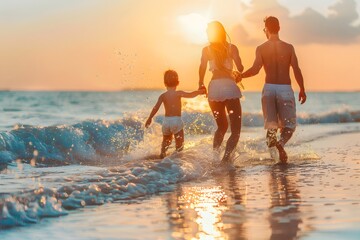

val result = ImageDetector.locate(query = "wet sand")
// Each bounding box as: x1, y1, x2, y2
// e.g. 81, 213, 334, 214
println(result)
2, 131, 360, 240
161, 133, 360, 239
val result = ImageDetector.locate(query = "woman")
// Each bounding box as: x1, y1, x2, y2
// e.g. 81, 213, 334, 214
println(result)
199, 21, 244, 164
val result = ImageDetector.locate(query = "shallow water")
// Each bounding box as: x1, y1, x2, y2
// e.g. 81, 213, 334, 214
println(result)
2, 141, 360, 239
1, 127, 360, 239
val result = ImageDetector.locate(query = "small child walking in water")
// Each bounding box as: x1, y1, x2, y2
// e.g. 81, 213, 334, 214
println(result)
145, 70, 206, 158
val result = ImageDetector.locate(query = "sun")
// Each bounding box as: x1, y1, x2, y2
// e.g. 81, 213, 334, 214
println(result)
177, 13, 209, 45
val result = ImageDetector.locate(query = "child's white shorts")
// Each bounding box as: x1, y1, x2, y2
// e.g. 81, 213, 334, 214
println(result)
162, 116, 184, 135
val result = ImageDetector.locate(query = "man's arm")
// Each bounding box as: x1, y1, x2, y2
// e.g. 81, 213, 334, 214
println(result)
199, 47, 208, 88
242, 46, 263, 78
290, 45, 306, 104
145, 95, 163, 127
177, 89, 205, 98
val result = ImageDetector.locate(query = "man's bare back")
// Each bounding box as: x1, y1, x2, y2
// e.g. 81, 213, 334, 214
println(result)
247, 37, 303, 88
258, 40, 294, 85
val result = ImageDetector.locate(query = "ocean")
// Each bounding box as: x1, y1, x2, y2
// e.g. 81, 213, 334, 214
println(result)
1, 90, 360, 239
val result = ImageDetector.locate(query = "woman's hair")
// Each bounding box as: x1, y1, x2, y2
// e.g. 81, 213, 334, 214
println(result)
164, 70, 179, 87
206, 21, 230, 71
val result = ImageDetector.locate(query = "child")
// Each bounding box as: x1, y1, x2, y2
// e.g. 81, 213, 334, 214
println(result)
145, 70, 206, 158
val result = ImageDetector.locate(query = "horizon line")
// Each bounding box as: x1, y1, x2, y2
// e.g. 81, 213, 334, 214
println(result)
1, 89, 359, 93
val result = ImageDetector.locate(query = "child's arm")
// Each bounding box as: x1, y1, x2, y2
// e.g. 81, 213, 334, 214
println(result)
176, 89, 206, 98
145, 95, 163, 128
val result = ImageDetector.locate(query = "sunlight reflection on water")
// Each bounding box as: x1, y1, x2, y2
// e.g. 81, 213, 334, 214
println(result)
169, 186, 228, 239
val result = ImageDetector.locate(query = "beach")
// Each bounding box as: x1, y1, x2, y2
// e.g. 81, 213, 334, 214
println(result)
2, 0, 360, 238
0, 91, 360, 239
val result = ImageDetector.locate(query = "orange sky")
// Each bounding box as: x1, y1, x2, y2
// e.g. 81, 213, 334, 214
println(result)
0, 0, 359, 91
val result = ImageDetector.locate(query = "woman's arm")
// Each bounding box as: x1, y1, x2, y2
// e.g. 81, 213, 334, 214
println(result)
231, 44, 244, 72
199, 47, 208, 88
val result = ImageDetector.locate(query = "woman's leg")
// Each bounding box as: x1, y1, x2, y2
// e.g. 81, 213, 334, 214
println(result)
222, 98, 242, 162
209, 100, 228, 150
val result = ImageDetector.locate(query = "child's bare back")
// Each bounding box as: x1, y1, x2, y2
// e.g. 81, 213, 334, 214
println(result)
161, 89, 182, 117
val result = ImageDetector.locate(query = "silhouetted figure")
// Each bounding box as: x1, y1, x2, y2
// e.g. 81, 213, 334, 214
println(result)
199, 21, 244, 164
242, 16, 306, 163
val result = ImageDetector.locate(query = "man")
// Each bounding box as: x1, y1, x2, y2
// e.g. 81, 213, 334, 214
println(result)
242, 16, 306, 163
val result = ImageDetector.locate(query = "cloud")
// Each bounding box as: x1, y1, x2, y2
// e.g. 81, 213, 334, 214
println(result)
234, 0, 360, 45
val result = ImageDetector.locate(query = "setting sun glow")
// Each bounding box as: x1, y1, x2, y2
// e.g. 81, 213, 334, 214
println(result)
1, 1, 359, 91
177, 13, 209, 44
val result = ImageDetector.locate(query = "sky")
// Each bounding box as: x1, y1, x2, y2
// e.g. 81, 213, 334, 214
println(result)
0, 0, 359, 91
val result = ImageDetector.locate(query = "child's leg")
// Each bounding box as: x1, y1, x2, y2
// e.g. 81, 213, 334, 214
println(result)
174, 129, 184, 152
160, 135, 172, 158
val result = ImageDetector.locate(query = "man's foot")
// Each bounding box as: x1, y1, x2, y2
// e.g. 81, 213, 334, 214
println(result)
276, 142, 288, 164
159, 153, 166, 159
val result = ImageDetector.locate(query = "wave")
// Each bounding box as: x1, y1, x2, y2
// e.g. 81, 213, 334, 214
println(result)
0, 144, 216, 229
0, 109, 359, 166
0, 118, 143, 165
296, 110, 360, 124
159, 109, 360, 129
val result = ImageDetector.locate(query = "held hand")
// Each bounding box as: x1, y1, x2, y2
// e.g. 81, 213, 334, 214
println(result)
145, 118, 152, 128
233, 71, 245, 90
198, 85, 207, 97
232, 71, 242, 83
198, 85, 207, 95
298, 90, 307, 104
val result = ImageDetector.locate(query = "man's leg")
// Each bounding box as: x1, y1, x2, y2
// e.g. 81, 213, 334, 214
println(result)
160, 135, 172, 158
262, 86, 278, 144
273, 127, 294, 163
276, 128, 295, 163
209, 100, 228, 150
276, 88, 296, 163
278, 127, 294, 147
174, 129, 184, 152
266, 129, 278, 148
